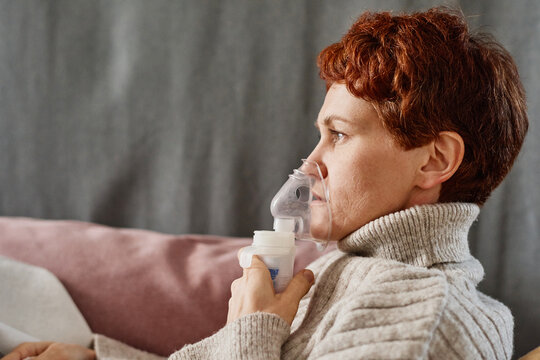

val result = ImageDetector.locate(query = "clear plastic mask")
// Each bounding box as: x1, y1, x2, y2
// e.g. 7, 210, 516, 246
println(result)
270, 159, 332, 249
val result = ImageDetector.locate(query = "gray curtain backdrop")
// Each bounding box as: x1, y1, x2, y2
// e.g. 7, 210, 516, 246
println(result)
0, 0, 538, 357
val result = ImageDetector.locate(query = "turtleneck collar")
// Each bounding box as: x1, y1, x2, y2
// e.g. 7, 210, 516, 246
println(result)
337, 202, 480, 268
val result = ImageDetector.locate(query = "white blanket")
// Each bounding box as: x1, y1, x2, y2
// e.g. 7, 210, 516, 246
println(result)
0, 255, 93, 355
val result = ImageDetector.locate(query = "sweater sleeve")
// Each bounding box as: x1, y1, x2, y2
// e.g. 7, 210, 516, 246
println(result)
168, 312, 290, 360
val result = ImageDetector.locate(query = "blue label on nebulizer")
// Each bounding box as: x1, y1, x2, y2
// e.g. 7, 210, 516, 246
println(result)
269, 268, 279, 280
269, 268, 280, 288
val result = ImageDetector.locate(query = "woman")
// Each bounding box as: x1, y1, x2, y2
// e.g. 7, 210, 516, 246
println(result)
3, 6, 528, 360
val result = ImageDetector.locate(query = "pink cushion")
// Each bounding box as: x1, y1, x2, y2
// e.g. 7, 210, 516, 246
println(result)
0, 217, 330, 356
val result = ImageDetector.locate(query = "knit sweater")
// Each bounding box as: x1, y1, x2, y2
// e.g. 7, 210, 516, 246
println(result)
95, 203, 513, 359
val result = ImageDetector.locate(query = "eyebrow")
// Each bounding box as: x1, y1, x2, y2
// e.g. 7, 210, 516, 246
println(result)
314, 115, 354, 128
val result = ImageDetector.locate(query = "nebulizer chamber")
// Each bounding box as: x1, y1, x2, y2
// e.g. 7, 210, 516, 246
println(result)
239, 159, 331, 292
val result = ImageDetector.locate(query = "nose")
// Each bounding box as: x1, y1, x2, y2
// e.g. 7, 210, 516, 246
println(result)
304, 145, 328, 179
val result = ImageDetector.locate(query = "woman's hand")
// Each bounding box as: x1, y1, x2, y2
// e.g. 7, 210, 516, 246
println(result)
520, 346, 540, 360
227, 255, 315, 326
1, 342, 95, 360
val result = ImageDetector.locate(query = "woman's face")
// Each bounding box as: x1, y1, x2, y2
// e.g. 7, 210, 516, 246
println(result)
307, 83, 426, 241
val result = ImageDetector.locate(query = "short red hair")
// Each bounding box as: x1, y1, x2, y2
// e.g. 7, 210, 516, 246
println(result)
317, 7, 528, 205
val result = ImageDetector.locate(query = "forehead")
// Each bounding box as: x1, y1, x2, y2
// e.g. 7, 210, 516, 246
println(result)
317, 84, 379, 127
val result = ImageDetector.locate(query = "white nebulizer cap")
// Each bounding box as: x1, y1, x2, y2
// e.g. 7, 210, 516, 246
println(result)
270, 159, 332, 249
253, 230, 294, 247
273, 218, 295, 233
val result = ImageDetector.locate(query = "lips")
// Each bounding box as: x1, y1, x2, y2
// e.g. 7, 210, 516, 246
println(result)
311, 190, 324, 202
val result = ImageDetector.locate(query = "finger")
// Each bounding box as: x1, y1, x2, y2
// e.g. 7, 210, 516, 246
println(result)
242, 255, 268, 277
226, 297, 235, 324
248, 255, 267, 270
230, 278, 242, 294
36, 343, 95, 360
236, 247, 245, 262
243, 256, 274, 286
237, 247, 260, 265
521, 346, 540, 360
2, 342, 54, 360
239, 257, 274, 294
238, 248, 255, 273
1, 354, 20, 360
282, 269, 315, 303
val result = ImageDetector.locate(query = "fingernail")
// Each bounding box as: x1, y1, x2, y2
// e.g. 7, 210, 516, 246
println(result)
303, 270, 314, 283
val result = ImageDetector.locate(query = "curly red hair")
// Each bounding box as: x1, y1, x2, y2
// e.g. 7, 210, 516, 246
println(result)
317, 7, 528, 205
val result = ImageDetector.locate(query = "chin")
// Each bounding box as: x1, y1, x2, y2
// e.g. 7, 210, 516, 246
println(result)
309, 219, 331, 241
309, 205, 332, 240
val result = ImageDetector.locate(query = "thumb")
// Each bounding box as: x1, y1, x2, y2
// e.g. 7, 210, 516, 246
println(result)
282, 269, 315, 302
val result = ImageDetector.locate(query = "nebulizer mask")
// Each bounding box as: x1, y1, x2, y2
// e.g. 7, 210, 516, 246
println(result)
239, 159, 332, 292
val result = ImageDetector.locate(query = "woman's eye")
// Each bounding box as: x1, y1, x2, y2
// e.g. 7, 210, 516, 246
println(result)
330, 130, 345, 142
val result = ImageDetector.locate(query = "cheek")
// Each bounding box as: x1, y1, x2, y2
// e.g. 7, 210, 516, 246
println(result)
325, 144, 414, 235
324, 149, 374, 210
327, 171, 369, 230
331, 150, 387, 200
326, 184, 370, 240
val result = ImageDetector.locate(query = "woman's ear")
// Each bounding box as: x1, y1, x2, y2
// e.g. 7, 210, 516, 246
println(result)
417, 131, 465, 190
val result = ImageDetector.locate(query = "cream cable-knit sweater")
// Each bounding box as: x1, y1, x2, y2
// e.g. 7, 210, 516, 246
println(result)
94, 203, 513, 359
